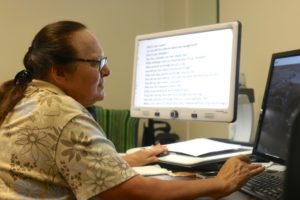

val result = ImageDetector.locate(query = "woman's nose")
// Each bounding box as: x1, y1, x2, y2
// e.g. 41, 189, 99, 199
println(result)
100, 65, 110, 77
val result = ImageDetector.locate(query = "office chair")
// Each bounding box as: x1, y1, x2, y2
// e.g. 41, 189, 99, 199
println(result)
87, 106, 140, 153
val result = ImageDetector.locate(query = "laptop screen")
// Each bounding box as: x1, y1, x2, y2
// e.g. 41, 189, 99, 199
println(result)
253, 50, 300, 165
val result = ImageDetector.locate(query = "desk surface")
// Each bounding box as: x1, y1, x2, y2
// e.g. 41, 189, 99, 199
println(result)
218, 191, 257, 200
152, 175, 258, 200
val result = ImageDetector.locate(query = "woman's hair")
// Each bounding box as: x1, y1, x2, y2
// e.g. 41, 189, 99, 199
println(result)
0, 20, 87, 125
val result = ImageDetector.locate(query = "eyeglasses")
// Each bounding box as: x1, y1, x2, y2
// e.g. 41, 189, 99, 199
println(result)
73, 57, 108, 71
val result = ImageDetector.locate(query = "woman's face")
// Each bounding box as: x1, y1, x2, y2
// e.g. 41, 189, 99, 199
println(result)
59, 29, 110, 107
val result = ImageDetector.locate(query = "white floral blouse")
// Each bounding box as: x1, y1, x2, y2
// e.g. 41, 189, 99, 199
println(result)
0, 80, 137, 200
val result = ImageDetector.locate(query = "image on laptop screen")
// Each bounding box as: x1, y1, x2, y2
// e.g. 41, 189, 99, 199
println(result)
254, 50, 300, 165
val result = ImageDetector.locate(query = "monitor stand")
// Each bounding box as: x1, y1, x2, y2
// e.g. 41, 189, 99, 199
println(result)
228, 88, 254, 143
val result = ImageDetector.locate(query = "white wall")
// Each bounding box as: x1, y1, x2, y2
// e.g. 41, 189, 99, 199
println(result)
0, 0, 164, 110
220, 0, 300, 141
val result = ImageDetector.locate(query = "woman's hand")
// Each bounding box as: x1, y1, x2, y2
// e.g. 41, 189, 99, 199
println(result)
123, 144, 168, 167
213, 155, 265, 199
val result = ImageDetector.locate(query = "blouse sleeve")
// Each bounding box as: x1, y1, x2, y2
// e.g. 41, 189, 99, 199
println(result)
55, 114, 137, 200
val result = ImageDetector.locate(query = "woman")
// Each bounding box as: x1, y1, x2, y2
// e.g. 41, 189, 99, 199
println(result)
0, 20, 264, 200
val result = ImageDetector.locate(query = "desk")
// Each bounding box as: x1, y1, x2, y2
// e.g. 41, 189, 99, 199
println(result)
215, 191, 258, 200
152, 175, 258, 200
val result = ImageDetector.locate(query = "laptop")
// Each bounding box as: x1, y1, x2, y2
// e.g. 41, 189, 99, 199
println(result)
240, 49, 300, 200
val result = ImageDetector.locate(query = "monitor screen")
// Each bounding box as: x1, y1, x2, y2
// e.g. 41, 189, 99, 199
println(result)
130, 21, 241, 122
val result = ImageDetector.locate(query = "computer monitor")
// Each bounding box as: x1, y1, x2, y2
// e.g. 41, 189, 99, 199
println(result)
253, 50, 300, 165
130, 21, 241, 122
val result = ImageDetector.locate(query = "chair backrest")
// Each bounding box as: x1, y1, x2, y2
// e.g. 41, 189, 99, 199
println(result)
284, 110, 300, 199
90, 106, 139, 153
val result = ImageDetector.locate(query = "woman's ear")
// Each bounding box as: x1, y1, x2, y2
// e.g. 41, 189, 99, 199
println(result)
48, 66, 67, 85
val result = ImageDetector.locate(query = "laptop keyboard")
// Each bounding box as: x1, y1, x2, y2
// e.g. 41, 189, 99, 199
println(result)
240, 170, 284, 200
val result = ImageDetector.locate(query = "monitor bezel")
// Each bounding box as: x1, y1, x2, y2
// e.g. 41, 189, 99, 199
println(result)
130, 21, 241, 122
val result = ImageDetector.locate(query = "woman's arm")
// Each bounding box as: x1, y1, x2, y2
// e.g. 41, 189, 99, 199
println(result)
95, 155, 265, 200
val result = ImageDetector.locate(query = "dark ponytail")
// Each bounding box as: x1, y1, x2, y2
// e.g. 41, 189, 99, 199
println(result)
0, 80, 27, 125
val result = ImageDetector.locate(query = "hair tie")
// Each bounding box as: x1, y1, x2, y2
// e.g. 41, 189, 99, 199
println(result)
14, 69, 32, 85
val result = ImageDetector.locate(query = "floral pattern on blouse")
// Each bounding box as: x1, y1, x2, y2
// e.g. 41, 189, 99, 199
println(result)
0, 80, 137, 200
